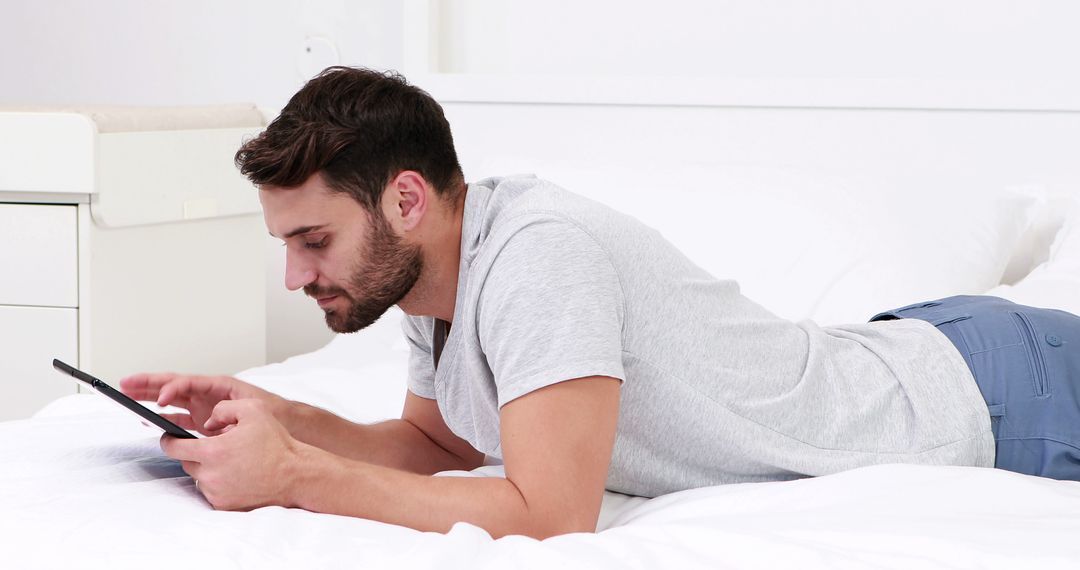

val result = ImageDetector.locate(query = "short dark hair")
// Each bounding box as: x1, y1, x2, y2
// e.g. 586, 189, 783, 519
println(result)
234, 66, 464, 210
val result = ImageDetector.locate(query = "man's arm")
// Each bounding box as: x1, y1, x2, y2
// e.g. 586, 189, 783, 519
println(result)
281, 390, 485, 475
120, 371, 479, 476
159, 375, 620, 538
286, 375, 622, 539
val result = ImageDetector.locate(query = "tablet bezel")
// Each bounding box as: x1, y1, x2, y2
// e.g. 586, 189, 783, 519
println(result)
52, 359, 198, 439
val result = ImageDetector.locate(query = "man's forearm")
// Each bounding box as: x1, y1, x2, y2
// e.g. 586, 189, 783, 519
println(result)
278, 401, 471, 475
286, 446, 576, 540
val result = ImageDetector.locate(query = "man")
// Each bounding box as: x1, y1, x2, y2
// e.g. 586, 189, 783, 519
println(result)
119, 67, 1080, 540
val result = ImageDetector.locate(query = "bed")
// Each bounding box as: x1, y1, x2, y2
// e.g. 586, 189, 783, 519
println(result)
5, 80, 1080, 568
4, 171, 1080, 569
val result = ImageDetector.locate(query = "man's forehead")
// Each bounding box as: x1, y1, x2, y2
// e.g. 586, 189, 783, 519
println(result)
261, 186, 331, 237
261, 182, 366, 239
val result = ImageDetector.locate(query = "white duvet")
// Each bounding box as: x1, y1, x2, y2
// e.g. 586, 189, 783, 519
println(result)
2, 353, 1080, 570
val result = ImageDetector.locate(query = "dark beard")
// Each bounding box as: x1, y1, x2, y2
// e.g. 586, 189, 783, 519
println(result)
306, 212, 423, 333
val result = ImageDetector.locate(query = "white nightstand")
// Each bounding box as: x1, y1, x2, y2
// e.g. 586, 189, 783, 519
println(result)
0, 106, 269, 420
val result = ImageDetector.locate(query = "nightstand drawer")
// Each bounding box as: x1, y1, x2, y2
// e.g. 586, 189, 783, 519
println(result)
0, 305, 78, 420
0, 204, 78, 307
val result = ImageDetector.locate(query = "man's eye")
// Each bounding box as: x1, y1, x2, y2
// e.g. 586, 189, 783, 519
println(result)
303, 238, 328, 250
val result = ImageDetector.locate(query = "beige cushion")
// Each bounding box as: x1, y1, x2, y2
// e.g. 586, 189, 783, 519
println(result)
0, 103, 264, 132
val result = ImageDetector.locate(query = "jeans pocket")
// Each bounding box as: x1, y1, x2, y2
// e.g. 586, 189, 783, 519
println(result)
930, 314, 972, 327
1011, 311, 1050, 397
869, 301, 945, 322
900, 301, 943, 312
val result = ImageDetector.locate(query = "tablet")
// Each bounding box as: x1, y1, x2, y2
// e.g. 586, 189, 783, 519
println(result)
52, 359, 197, 439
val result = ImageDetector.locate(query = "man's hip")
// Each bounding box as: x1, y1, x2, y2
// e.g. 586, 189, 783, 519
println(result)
870, 295, 1080, 480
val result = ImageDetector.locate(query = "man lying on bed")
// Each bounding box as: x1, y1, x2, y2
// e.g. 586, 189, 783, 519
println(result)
119, 67, 1080, 540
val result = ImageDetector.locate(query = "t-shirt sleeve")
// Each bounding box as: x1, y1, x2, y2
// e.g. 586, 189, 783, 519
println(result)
402, 314, 437, 399
478, 219, 626, 409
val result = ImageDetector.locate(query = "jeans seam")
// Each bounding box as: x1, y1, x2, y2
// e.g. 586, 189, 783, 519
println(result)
967, 342, 1024, 356
995, 435, 1080, 454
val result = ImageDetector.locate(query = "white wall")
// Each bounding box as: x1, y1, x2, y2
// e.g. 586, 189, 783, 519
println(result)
1, 0, 404, 109
436, 0, 1078, 81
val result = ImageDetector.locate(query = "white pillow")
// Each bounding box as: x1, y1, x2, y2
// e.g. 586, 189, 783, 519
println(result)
475, 157, 1039, 325
1000, 188, 1077, 285
806, 175, 1039, 325
984, 198, 1080, 316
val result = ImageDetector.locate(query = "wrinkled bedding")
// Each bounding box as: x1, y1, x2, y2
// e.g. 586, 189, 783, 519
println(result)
2, 360, 1079, 569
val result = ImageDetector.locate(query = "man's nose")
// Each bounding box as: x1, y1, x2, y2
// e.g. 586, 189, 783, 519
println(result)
284, 248, 318, 291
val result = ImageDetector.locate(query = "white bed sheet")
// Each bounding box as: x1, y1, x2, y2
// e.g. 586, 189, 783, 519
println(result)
3, 361, 1080, 570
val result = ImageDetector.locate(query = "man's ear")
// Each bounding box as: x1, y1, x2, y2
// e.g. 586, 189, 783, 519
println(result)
384, 170, 429, 232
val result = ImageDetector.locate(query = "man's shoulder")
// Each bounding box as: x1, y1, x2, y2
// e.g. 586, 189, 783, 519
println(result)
476, 174, 634, 240
477, 174, 574, 215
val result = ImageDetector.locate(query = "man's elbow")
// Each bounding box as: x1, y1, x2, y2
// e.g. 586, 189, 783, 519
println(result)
493, 512, 599, 540
526, 522, 597, 541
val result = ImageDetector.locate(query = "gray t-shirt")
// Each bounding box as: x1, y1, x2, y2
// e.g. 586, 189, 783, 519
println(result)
403, 174, 994, 498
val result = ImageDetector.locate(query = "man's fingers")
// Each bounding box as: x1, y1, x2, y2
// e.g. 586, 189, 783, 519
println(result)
119, 373, 180, 401
156, 376, 195, 407
160, 413, 197, 430
159, 375, 226, 408
179, 459, 201, 479
203, 399, 260, 432
180, 460, 207, 495
162, 413, 225, 436
118, 373, 158, 400
203, 400, 238, 432
160, 433, 204, 462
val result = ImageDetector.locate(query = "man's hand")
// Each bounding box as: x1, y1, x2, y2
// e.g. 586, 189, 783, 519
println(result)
120, 372, 290, 437
159, 399, 314, 511
123, 371, 481, 477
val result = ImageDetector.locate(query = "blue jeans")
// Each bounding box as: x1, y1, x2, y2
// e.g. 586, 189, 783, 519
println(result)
870, 295, 1080, 481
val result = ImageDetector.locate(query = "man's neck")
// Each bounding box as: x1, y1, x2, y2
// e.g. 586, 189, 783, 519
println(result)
399, 186, 467, 323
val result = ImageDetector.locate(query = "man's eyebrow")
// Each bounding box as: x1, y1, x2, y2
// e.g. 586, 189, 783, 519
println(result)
270, 224, 327, 239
